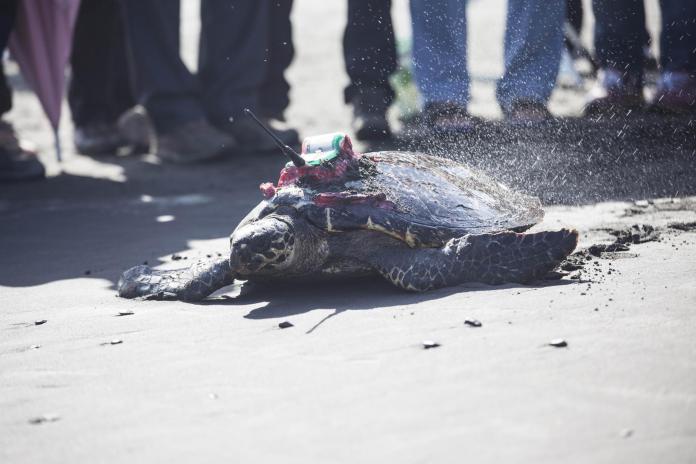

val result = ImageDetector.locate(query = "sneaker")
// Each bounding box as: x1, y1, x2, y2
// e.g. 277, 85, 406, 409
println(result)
154, 119, 237, 164
650, 71, 696, 114
74, 122, 126, 156
585, 68, 644, 116
117, 105, 151, 153
351, 88, 391, 141
422, 102, 478, 135
502, 99, 553, 125
225, 116, 299, 152
0, 120, 45, 182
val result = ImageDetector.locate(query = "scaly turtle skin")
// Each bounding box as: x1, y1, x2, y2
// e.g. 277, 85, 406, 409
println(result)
118, 134, 577, 301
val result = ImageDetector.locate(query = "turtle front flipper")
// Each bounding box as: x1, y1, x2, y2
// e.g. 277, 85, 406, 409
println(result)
364, 229, 578, 291
117, 255, 235, 301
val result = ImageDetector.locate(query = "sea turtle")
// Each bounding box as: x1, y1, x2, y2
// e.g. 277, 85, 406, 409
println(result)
118, 131, 577, 301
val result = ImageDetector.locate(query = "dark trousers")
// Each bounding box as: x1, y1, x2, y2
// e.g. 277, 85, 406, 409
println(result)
0, 0, 18, 116
343, 0, 397, 105
593, 0, 696, 76
69, 0, 134, 128
120, 0, 270, 133
259, 0, 294, 115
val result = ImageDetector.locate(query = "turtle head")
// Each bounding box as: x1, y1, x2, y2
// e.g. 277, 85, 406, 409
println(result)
230, 208, 327, 276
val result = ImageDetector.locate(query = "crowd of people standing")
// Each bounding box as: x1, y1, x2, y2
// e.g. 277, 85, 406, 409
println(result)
1, 0, 695, 182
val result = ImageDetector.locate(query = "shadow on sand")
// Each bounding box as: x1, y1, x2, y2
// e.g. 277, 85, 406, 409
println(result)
189, 277, 574, 332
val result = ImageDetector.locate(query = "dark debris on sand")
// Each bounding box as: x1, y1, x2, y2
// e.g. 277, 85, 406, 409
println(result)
422, 341, 441, 349
668, 221, 696, 232
608, 224, 660, 245
556, 224, 661, 280
28, 414, 60, 425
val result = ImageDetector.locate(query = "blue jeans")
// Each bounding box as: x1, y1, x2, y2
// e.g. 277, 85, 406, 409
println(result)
410, 0, 565, 111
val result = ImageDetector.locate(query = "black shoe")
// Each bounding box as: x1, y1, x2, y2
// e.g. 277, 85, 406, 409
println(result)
351, 88, 392, 141
422, 102, 478, 135
74, 122, 126, 156
0, 121, 45, 182
650, 71, 696, 114
117, 106, 151, 153
225, 116, 299, 152
154, 120, 237, 164
584, 68, 644, 116
502, 99, 553, 125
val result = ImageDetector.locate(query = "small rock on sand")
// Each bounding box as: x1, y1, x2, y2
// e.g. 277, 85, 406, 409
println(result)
464, 319, 482, 327
548, 338, 568, 348
34, 319, 47, 326
110, 339, 123, 345
117, 310, 134, 317
278, 321, 294, 329
28, 414, 60, 425
422, 340, 441, 349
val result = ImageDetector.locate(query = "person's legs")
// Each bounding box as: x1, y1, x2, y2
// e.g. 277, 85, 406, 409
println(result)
120, 0, 234, 163
199, 0, 297, 150
343, 0, 396, 140
0, 0, 18, 117
0, 61, 10, 118
410, 0, 468, 107
593, 0, 645, 75
258, 0, 294, 120
496, 0, 565, 119
586, 0, 645, 114
69, 0, 134, 155
652, 0, 696, 112
343, 0, 396, 105
120, 0, 204, 133
410, 0, 475, 133
0, 0, 44, 181
659, 0, 696, 74
199, 0, 268, 125
69, 0, 133, 127
566, 0, 582, 35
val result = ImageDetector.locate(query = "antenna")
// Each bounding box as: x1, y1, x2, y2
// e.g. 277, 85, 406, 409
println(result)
243, 109, 305, 167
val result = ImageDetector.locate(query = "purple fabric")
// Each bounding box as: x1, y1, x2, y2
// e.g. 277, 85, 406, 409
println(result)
9, 0, 80, 130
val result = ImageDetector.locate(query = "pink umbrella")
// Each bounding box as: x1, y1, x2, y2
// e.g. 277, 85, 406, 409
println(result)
9, 0, 81, 161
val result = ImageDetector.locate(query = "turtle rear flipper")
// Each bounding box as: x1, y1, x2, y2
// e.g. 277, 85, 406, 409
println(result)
117, 256, 235, 302
367, 229, 578, 291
